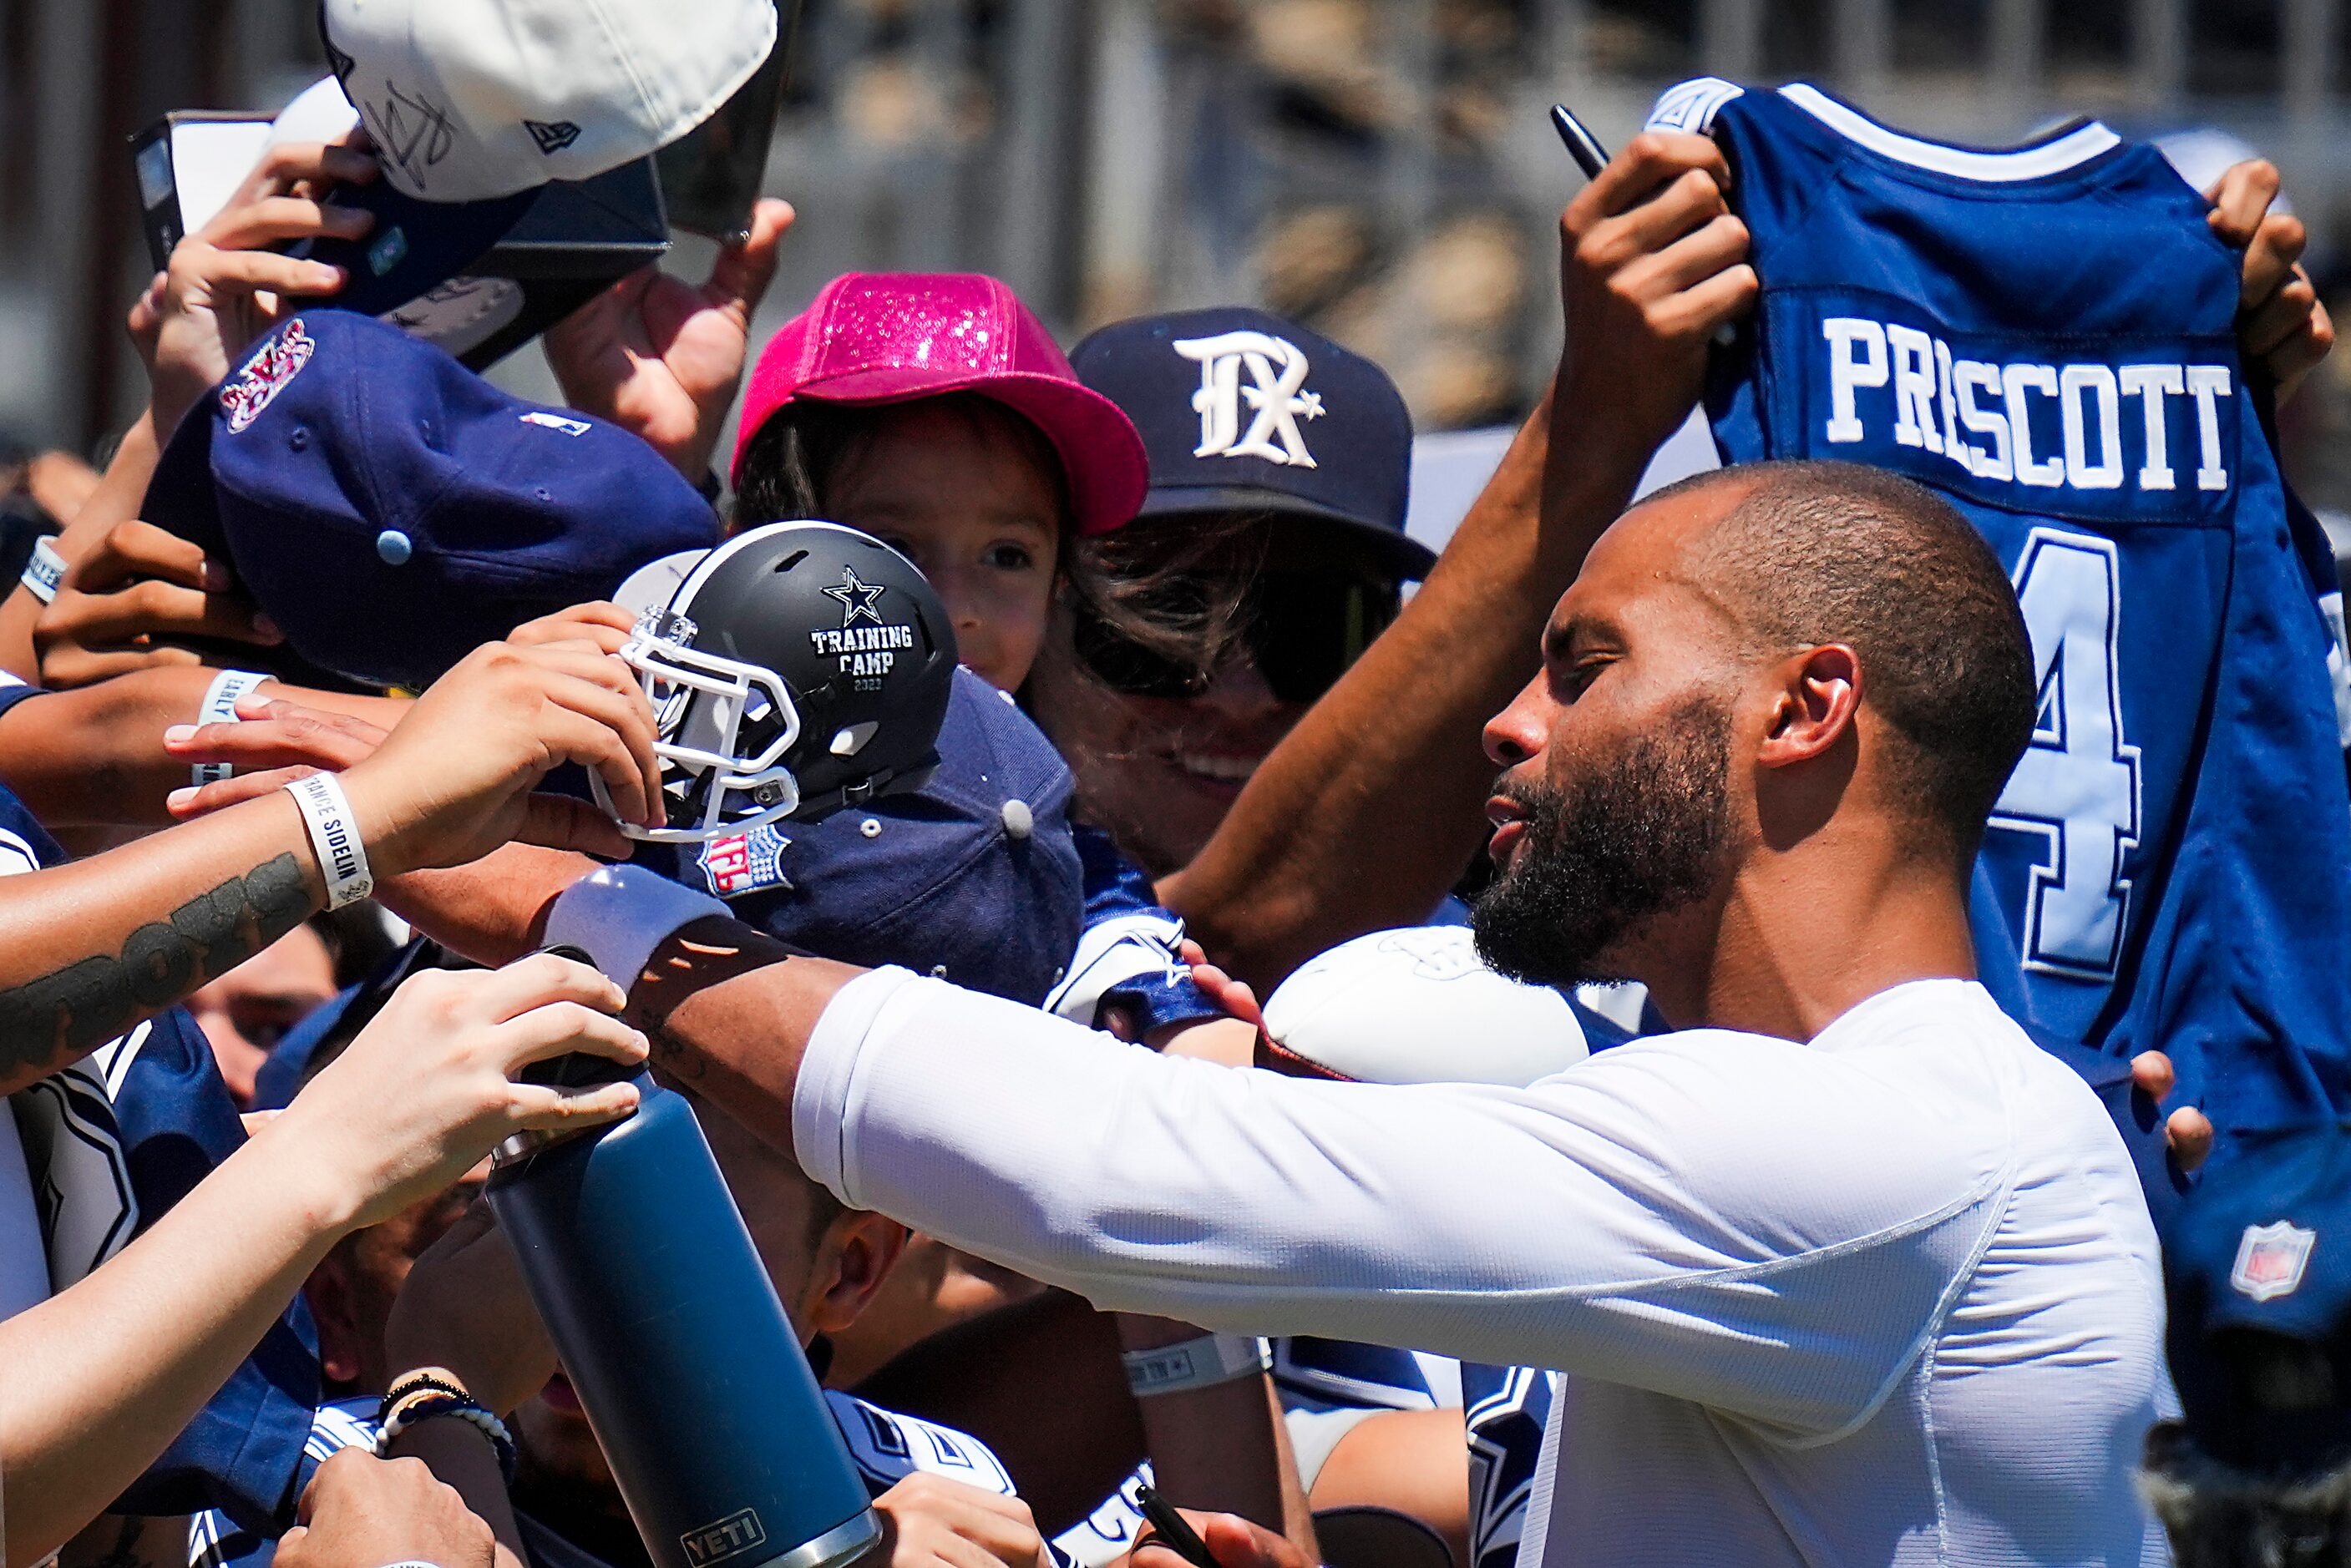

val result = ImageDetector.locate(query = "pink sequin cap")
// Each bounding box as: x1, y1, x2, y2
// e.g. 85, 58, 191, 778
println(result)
733, 272, 1147, 536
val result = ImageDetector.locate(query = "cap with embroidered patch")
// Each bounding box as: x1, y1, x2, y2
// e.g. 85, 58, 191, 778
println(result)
660, 668, 1083, 1008
2163, 1120, 2351, 1474
319, 0, 775, 203
732, 272, 1148, 537
141, 311, 717, 689
1070, 307, 1434, 581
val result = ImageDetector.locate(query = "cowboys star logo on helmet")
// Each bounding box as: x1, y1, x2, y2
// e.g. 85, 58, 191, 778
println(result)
592, 522, 957, 842
823, 567, 888, 627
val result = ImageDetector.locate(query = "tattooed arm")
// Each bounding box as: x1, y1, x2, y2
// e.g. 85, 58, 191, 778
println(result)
0, 637, 664, 1094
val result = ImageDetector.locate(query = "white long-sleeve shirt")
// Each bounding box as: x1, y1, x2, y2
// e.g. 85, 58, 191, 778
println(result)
795, 971, 2171, 1568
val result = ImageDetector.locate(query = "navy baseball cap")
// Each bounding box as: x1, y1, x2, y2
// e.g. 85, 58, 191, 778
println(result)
1071, 307, 1435, 581
658, 667, 1083, 1008
2163, 1120, 2351, 1474
143, 311, 719, 690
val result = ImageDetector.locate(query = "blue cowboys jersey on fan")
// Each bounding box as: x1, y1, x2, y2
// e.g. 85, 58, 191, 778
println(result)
1462, 1363, 1554, 1568
189, 1395, 1156, 1568
1046, 823, 1224, 1033
0, 680, 320, 1529
1652, 78, 2351, 1146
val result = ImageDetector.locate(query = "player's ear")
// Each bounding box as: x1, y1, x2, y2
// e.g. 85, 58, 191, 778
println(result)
803, 1210, 911, 1336
1756, 643, 1859, 770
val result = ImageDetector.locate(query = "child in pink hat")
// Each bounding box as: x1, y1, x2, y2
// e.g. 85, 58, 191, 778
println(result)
731, 272, 1154, 694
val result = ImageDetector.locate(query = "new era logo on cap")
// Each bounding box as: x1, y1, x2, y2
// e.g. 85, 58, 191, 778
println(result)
2233, 1219, 2318, 1302
524, 119, 582, 155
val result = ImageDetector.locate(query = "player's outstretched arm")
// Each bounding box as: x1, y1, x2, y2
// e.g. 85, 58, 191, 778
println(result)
0, 953, 645, 1565
0, 640, 659, 1095
1160, 132, 1757, 989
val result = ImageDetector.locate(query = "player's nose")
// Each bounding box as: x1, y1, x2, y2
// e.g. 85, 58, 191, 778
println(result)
1484, 675, 1549, 767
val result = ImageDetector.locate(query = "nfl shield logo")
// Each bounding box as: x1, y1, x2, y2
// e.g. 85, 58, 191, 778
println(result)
2231, 1221, 2317, 1302
697, 823, 793, 898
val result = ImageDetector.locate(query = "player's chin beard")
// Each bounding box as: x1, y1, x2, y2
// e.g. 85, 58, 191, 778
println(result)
1472, 695, 1732, 989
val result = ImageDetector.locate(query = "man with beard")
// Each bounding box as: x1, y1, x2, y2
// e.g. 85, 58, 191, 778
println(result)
534, 456, 2171, 1566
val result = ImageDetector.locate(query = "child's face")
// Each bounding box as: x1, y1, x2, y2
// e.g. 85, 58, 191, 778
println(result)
825, 401, 1061, 692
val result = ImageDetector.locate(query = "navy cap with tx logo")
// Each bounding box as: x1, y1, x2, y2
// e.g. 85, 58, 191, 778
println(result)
1071, 307, 1435, 581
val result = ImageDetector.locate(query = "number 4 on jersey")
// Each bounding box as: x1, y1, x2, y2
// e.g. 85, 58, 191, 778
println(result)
1989, 529, 2143, 979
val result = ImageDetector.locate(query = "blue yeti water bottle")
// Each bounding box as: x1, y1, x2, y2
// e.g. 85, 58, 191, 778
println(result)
487, 1026, 879, 1568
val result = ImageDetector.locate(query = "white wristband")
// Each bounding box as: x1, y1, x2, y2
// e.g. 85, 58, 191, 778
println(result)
1122, 1333, 1271, 1398
20, 537, 63, 604
285, 772, 372, 909
190, 670, 271, 786
545, 862, 730, 994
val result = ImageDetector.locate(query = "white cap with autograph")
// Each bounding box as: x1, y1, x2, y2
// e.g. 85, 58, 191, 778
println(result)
320, 0, 776, 202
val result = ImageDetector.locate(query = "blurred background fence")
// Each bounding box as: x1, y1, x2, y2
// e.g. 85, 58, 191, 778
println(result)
8, 0, 2351, 504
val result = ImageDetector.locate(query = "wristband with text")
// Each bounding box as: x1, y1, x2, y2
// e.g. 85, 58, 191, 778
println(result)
545, 862, 729, 995
285, 772, 372, 908
19, 536, 63, 604
1122, 1333, 1271, 1397
190, 670, 271, 787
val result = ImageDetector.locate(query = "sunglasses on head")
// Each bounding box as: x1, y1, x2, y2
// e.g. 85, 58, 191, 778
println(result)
1073, 569, 1398, 706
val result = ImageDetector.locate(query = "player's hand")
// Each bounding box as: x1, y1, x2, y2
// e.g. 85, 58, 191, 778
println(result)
1556, 132, 1756, 477
508, 599, 640, 655
873, 1474, 1053, 1568
274, 1449, 494, 1568
140, 140, 381, 439
1115, 1511, 1309, 1568
383, 1198, 556, 1418
2130, 1050, 2215, 1174
2206, 159, 2333, 403
165, 694, 392, 817
336, 640, 663, 873
256, 953, 646, 1232
544, 199, 794, 480
33, 518, 281, 688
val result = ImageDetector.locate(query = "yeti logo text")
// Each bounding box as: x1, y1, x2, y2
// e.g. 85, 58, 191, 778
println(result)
1173, 331, 1325, 468
1820, 316, 2232, 495
681, 1509, 767, 1568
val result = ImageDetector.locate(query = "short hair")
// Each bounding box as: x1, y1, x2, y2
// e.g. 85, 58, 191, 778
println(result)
1656, 460, 2036, 855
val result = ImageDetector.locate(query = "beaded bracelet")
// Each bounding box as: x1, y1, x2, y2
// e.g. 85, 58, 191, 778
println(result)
376, 1387, 517, 1485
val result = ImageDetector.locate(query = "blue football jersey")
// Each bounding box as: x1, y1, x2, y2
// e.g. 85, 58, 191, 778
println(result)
0, 751, 321, 1530
1655, 78, 2351, 1142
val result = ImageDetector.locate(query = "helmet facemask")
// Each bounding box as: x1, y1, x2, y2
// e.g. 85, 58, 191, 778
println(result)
590, 608, 807, 842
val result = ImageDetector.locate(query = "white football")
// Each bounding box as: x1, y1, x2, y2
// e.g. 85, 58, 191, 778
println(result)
1259, 926, 1589, 1086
